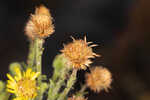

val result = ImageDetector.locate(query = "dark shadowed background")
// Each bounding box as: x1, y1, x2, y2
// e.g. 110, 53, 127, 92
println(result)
1, 0, 150, 100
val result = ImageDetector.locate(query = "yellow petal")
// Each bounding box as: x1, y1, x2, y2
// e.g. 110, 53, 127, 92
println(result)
14, 67, 22, 80
7, 89, 15, 93
7, 74, 15, 82
13, 97, 22, 100
6, 84, 13, 89
25, 68, 32, 78
31, 72, 40, 80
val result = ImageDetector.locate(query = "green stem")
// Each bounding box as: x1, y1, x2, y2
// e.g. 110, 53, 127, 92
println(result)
0, 92, 10, 100
47, 79, 55, 100
48, 67, 69, 100
57, 70, 77, 100
27, 41, 36, 68
79, 84, 87, 94
75, 84, 88, 97
35, 39, 43, 81
35, 38, 44, 100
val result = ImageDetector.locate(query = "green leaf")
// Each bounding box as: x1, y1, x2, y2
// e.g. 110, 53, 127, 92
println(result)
52, 54, 69, 81
53, 54, 67, 70
0, 81, 5, 92
40, 82, 48, 94
9, 62, 22, 75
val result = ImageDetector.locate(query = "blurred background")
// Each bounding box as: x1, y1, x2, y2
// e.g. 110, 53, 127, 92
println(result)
1, 0, 150, 100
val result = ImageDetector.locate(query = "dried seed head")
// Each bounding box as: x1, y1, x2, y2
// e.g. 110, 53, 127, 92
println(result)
86, 67, 112, 93
68, 96, 87, 100
61, 37, 99, 70
25, 5, 54, 39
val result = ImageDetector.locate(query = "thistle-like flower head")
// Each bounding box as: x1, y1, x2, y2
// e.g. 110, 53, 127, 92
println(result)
61, 36, 99, 70
86, 67, 112, 92
6, 67, 40, 100
25, 5, 54, 39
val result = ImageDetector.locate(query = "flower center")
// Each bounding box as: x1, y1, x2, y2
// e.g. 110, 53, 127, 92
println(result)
17, 78, 37, 98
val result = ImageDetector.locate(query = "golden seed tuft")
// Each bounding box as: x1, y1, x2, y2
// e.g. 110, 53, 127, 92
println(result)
25, 5, 54, 39
61, 37, 99, 70
86, 67, 112, 92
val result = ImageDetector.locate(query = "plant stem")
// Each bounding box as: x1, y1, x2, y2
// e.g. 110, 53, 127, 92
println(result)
27, 41, 36, 68
35, 38, 44, 100
35, 39, 43, 81
47, 79, 55, 100
48, 67, 68, 100
79, 84, 87, 94
57, 70, 77, 100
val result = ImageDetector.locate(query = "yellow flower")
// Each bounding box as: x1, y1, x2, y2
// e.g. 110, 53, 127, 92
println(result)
25, 5, 54, 39
61, 36, 99, 70
6, 67, 40, 100
68, 96, 87, 100
86, 67, 112, 93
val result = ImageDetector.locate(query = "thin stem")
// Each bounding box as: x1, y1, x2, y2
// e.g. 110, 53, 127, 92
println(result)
47, 79, 55, 100
35, 38, 44, 100
48, 67, 68, 100
35, 39, 43, 81
27, 41, 36, 68
57, 70, 77, 100
4, 92, 10, 100
79, 84, 87, 94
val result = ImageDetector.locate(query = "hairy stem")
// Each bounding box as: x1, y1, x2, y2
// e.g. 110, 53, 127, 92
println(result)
79, 84, 87, 94
48, 67, 68, 100
57, 70, 77, 100
35, 38, 44, 100
27, 41, 36, 68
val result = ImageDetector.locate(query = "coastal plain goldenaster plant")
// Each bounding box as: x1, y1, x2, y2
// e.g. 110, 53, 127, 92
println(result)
6, 67, 40, 100
0, 4, 112, 100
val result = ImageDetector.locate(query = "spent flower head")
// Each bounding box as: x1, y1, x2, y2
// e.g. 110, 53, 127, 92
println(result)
86, 67, 112, 92
6, 67, 40, 100
61, 36, 99, 70
25, 5, 54, 39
